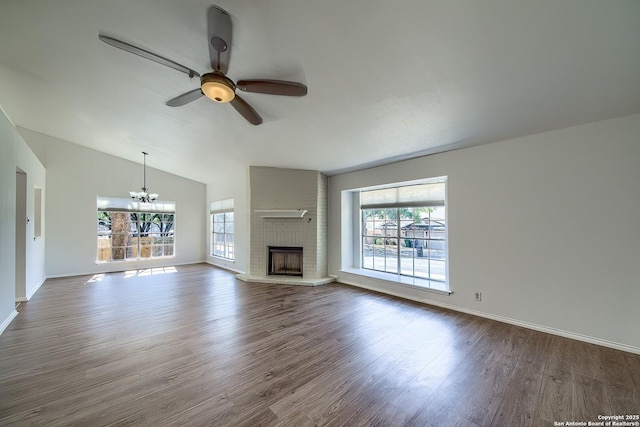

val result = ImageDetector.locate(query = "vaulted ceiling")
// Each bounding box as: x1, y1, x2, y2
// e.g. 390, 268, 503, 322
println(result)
1, 0, 639, 183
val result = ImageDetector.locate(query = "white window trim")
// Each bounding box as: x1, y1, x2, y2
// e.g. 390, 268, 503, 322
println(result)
346, 177, 449, 292
96, 196, 176, 263
210, 198, 234, 260
340, 266, 452, 295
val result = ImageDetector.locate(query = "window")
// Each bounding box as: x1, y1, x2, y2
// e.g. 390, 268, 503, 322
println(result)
360, 180, 447, 287
97, 197, 175, 262
211, 198, 234, 260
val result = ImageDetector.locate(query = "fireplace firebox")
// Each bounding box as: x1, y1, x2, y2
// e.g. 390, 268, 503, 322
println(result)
268, 246, 303, 276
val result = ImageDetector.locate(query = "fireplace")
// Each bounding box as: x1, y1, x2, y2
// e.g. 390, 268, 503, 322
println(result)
268, 246, 303, 276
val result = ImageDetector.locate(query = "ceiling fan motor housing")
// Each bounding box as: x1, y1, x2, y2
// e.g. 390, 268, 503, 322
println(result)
201, 72, 236, 103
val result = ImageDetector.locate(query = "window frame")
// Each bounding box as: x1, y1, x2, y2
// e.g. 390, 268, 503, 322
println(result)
96, 197, 176, 263
361, 206, 446, 283
357, 179, 448, 291
210, 198, 234, 261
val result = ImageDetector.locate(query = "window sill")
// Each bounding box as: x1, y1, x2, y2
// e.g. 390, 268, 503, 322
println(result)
95, 256, 176, 264
339, 267, 451, 295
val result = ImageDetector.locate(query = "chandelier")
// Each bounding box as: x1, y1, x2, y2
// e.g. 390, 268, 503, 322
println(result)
129, 151, 159, 203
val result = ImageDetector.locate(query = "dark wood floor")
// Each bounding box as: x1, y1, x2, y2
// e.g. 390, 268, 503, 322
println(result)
0, 264, 638, 426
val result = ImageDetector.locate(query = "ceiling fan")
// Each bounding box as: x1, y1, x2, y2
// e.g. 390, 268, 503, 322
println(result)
99, 5, 307, 125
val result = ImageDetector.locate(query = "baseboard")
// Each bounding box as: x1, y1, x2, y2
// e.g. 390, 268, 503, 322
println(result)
206, 260, 244, 275
24, 276, 46, 301
46, 260, 207, 279
438, 303, 640, 355
0, 310, 18, 336
338, 278, 640, 355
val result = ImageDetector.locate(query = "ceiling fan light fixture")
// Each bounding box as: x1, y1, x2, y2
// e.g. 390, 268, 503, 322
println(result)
201, 72, 235, 103
99, 6, 307, 124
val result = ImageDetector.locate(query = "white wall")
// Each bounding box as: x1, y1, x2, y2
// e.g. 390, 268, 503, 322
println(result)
0, 106, 47, 335
0, 107, 17, 333
19, 128, 206, 277
329, 114, 640, 352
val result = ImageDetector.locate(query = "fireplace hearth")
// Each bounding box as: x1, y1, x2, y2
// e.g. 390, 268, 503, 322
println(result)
268, 246, 303, 276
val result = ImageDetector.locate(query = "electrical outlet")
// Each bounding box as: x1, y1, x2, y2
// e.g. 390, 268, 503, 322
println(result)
474, 292, 482, 302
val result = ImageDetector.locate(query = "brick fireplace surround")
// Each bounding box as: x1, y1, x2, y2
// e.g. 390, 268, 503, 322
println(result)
236, 166, 335, 286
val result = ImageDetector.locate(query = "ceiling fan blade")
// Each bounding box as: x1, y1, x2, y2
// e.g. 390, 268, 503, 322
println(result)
166, 89, 204, 107
207, 6, 232, 75
236, 80, 308, 96
230, 95, 263, 125
99, 34, 200, 78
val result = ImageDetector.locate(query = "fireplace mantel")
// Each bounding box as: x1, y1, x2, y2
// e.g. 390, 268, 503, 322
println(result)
255, 209, 308, 218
